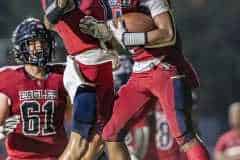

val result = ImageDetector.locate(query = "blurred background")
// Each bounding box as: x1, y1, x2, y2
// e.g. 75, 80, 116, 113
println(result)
0, 0, 239, 158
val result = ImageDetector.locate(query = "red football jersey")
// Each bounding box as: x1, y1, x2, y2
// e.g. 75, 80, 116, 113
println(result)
0, 65, 68, 160
109, 0, 171, 62
109, 0, 199, 88
215, 129, 240, 159
41, 0, 110, 55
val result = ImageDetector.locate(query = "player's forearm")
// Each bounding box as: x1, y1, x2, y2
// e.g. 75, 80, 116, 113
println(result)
43, 16, 55, 31
147, 12, 174, 44
146, 27, 173, 44
121, 27, 173, 47
121, 12, 174, 47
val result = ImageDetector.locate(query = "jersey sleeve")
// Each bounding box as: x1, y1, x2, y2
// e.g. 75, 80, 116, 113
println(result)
140, 0, 170, 17
0, 71, 13, 98
0, 66, 22, 101
215, 134, 227, 153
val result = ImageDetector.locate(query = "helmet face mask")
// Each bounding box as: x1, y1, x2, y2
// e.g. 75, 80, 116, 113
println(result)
20, 38, 52, 67
12, 18, 54, 67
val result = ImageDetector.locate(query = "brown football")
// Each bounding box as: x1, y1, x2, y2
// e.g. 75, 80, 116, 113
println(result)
114, 12, 156, 32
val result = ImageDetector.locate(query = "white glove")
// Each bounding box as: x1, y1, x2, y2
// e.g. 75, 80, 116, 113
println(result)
0, 115, 20, 140
107, 19, 126, 48
79, 16, 112, 42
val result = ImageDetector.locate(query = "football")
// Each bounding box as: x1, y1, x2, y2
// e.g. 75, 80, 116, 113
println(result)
114, 12, 156, 32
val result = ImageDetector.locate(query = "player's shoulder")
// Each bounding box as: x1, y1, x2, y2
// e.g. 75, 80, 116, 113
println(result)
0, 65, 24, 92
0, 65, 24, 77
47, 63, 65, 75
218, 129, 237, 143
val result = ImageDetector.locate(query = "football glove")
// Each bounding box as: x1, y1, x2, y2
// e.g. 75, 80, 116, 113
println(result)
44, 0, 75, 24
79, 16, 112, 42
0, 115, 20, 140
57, 0, 69, 8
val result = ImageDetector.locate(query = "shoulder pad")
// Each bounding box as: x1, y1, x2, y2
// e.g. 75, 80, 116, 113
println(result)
0, 65, 23, 73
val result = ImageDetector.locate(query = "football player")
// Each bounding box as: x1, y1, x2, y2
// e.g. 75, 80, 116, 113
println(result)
112, 56, 186, 160
124, 102, 152, 160
89, 0, 210, 159
152, 102, 187, 160
214, 102, 240, 160
125, 100, 187, 160
0, 18, 69, 160
40, 1, 130, 160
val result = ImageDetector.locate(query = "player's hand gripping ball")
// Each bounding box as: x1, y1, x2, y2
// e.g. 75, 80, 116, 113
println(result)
108, 12, 156, 48
113, 12, 156, 32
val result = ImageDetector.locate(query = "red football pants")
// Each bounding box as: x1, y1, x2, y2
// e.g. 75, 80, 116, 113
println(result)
102, 63, 194, 144
159, 152, 187, 160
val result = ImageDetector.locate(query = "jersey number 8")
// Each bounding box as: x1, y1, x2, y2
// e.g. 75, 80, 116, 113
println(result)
155, 112, 174, 150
